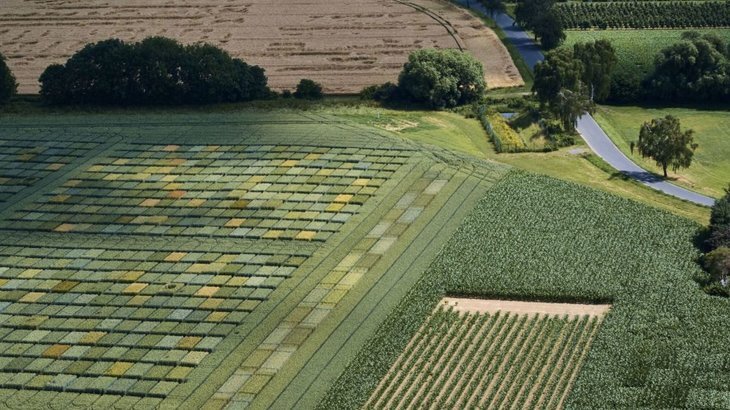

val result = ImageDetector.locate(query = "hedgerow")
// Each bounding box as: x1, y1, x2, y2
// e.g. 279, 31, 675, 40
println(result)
318, 172, 730, 409
556, 2, 730, 29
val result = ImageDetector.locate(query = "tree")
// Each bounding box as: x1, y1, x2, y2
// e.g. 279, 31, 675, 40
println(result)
0, 53, 17, 104
481, 0, 506, 17
708, 185, 730, 250
293, 79, 324, 99
398, 48, 485, 108
573, 40, 618, 102
553, 82, 594, 132
533, 48, 582, 107
533, 11, 565, 50
704, 247, 730, 287
637, 115, 697, 178
646, 34, 730, 102
39, 37, 269, 105
515, 0, 554, 31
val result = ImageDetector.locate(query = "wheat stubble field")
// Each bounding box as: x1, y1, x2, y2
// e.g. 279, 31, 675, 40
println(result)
0, 0, 523, 94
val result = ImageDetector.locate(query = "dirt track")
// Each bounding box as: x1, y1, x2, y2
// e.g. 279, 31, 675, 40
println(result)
0, 0, 523, 94
441, 297, 612, 317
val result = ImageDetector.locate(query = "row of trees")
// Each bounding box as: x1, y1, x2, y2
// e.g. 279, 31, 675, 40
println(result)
0, 53, 17, 105
532, 40, 617, 131
40, 37, 270, 105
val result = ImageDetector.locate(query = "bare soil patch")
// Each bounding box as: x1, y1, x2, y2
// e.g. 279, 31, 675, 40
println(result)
441, 297, 612, 317
1, 0, 523, 94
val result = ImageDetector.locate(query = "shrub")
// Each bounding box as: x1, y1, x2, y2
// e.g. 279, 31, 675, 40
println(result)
293, 79, 324, 100
0, 52, 18, 104
708, 185, 730, 250
360, 82, 399, 102
39, 37, 269, 105
398, 48, 486, 108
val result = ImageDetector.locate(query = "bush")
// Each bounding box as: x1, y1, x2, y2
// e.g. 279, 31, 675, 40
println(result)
0, 52, 18, 104
39, 37, 269, 105
293, 79, 324, 100
398, 48, 486, 108
359, 82, 399, 102
707, 185, 730, 250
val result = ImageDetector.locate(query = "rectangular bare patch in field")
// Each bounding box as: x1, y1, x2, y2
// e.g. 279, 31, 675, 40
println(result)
366, 299, 610, 409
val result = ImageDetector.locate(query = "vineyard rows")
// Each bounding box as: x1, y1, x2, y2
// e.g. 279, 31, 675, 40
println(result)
365, 307, 601, 410
556, 1, 730, 29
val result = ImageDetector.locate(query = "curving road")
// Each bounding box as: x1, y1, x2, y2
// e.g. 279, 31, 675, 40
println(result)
454, 0, 715, 206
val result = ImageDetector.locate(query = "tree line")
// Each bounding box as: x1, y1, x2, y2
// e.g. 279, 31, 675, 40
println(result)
0, 37, 330, 106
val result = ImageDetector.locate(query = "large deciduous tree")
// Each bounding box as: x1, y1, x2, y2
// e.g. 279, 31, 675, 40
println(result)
515, 0, 564, 50
398, 48, 485, 108
480, 0, 506, 17
573, 40, 618, 102
0, 53, 17, 104
637, 115, 697, 178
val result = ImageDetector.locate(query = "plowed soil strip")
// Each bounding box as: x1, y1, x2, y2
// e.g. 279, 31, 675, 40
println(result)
441, 297, 611, 317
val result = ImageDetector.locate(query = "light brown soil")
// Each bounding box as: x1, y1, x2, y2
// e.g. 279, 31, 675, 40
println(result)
441, 297, 612, 317
0, 0, 523, 95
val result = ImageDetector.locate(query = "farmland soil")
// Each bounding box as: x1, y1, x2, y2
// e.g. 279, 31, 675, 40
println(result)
0, 0, 523, 94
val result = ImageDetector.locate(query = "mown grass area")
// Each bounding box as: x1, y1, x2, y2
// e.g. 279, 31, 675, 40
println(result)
594, 104, 730, 199
563, 29, 730, 86
330, 106, 710, 224
322, 172, 728, 409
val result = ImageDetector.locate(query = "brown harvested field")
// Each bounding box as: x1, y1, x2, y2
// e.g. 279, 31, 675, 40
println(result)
0, 0, 524, 95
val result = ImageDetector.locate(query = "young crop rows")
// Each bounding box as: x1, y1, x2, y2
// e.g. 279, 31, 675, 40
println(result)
556, 2, 730, 29
365, 306, 601, 410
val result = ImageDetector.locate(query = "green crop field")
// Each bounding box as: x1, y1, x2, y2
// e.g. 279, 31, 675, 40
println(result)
365, 306, 602, 410
0, 109, 725, 409
563, 29, 730, 88
321, 173, 730, 409
594, 105, 730, 199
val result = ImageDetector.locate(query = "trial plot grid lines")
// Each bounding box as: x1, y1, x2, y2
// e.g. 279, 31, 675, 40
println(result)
5, 144, 410, 241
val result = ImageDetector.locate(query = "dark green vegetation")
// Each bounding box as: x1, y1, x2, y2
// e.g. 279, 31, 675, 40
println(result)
0, 53, 16, 104
562, 31, 730, 103
39, 37, 269, 106
699, 188, 730, 296
320, 172, 730, 409
514, 0, 566, 49
556, 1, 730, 29
397, 48, 486, 108
533, 41, 618, 131
637, 115, 697, 178
293, 79, 324, 100
563, 29, 730, 102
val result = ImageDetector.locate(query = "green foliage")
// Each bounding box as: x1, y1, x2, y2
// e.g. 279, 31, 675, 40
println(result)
573, 40, 618, 102
555, 1, 730, 29
320, 172, 716, 409
704, 247, 730, 284
646, 33, 730, 103
39, 37, 269, 105
637, 115, 697, 178
533, 48, 594, 132
398, 49, 486, 108
708, 186, 730, 249
294, 79, 324, 100
359, 82, 399, 102
0, 53, 17, 104
515, 0, 565, 49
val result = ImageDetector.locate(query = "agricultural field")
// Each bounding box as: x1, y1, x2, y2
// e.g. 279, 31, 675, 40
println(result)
0, 111, 510, 408
556, 1, 730, 29
594, 105, 730, 199
0, 0, 523, 95
366, 299, 607, 410
322, 173, 730, 409
563, 29, 730, 88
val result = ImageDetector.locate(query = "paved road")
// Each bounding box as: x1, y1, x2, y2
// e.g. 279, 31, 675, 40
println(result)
454, 0, 715, 206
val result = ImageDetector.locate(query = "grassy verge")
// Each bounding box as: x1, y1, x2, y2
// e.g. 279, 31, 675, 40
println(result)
593, 104, 730, 199
329, 106, 710, 224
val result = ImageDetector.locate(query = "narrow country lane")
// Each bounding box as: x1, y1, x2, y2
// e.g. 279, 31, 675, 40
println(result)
454, 0, 716, 206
